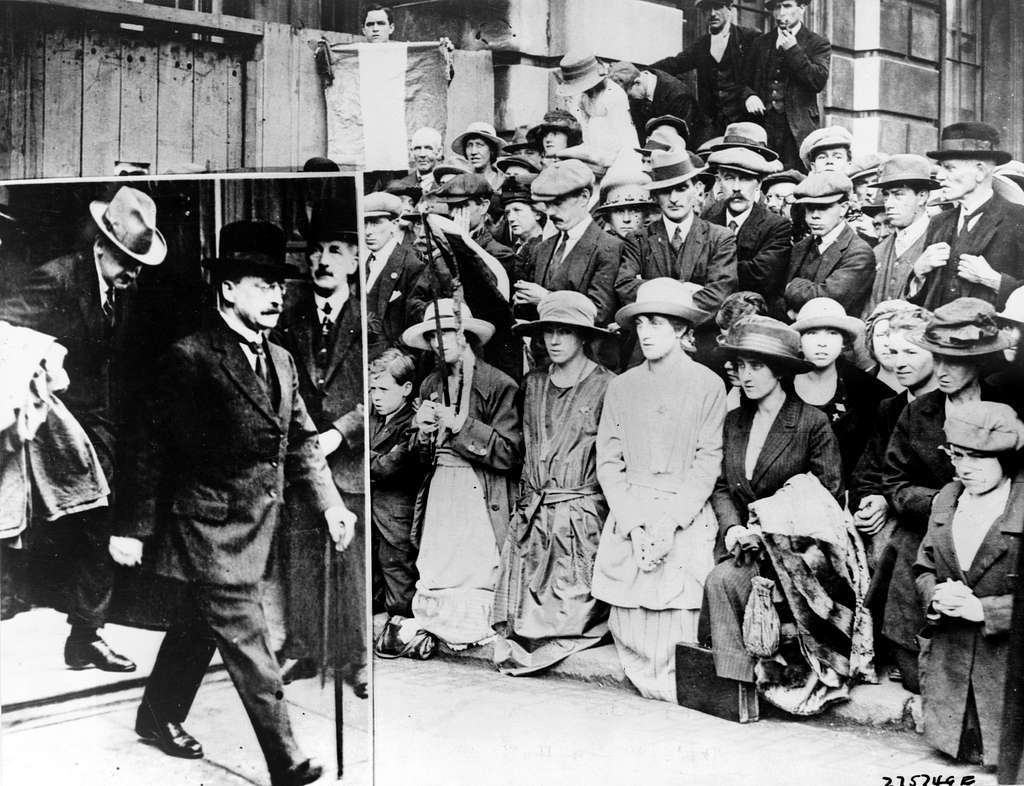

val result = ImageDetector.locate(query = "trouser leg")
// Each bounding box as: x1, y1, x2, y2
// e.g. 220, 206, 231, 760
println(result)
66, 508, 115, 634
704, 559, 758, 682
377, 536, 417, 619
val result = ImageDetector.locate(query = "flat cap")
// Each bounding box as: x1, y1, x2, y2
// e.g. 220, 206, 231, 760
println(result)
799, 126, 854, 168
432, 173, 493, 203
791, 172, 853, 205
531, 159, 596, 201
363, 191, 404, 218
944, 401, 1024, 454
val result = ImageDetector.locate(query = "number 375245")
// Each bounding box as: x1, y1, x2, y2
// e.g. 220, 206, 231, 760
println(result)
881, 777, 975, 786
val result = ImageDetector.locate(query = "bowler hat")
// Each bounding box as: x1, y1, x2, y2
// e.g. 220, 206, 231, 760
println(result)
526, 110, 582, 148
791, 172, 853, 205
531, 159, 595, 202
927, 122, 1011, 165
791, 298, 864, 343
943, 401, 1024, 454
433, 173, 493, 204
556, 51, 605, 96
204, 220, 299, 279
708, 146, 783, 177
909, 297, 1013, 357
869, 154, 941, 191
514, 290, 611, 337
718, 315, 813, 373
648, 149, 708, 192
451, 121, 506, 159
710, 122, 779, 162
645, 115, 691, 144
306, 199, 358, 246
401, 298, 495, 350
799, 126, 853, 169
363, 192, 404, 219
500, 175, 540, 208
615, 277, 711, 329
89, 186, 167, 266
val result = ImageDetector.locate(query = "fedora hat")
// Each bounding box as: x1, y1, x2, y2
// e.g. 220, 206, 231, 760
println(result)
709, 122, 779, 162
89, 186, 167, 266
791, 297, 864, 343
401, 298, 495, 350
909, 297, 1012, 357
648, 149, 708, 192
514, 290, 611, 337
636, 126, 686, 156
526, 109, 583, 148
718, 315, 813, 373
204, 220, 300, 280
696, 136, 724, 163
306, 198, 358, 246
927, 122, 1011, 165
848, 152, 889, 184
645, 115, 691, 144
869, 154, 940, 191
556, 51, 605, 96
451, 121, 506, 159
707, 146, 783, 177
615, 277, 711, 329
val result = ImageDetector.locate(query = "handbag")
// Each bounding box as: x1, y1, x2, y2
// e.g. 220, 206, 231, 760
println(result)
742, 574, 781, 658
675, 643, 759, 723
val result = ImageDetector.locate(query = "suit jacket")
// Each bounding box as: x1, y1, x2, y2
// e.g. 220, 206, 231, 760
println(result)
742, 25, 831, 146
784, 222, 875, 315
367, 240, 427, 360
910, 192, 1024, 310
272, 285, 364, 494
849, 389, 909, 511
710, 395, 843, 553
863, 228, 928, 317
120, 318, 342, 586
629, 69, 701, 144
616, 216, 737, 314
370, 402, 420, 549
704, 200, 792, 304
521, 218, 622, 325
651, 24, 760, 138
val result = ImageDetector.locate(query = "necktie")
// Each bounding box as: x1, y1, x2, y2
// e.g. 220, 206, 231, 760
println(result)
102, 289, 116, 328
552, 232, 568, 265
316, 302, 333, 365
248, 340, 270, 389
957, 206, 984, 237
366, 252, 376, 278
670, 225, 684, 253
728, 219, 739, 236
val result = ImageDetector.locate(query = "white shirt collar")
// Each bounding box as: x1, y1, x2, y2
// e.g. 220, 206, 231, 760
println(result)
662, 211, 695, 242
219, 310, 263, 345
314, 290, 348, 320
710, 22, 731, 40
366, 236, 397, 264
894, 212, 929, 255
94, 248, 111, 304
725, 203, 754, 231
556, 215, 592, 260
815, 220, 846, 253
365, 237, 398, 292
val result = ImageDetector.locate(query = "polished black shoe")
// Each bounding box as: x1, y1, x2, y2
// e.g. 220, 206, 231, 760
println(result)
280, 657, 319, 685
64, 637, 137, 672
135, 707, 204, 759
272, 757, 324, 786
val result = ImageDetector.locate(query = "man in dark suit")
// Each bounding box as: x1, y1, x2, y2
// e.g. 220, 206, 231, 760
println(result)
364, 191, 427, 359
607, 61, 700, 146
910, 122, 1024, 311
704, 134, 793, 311
0, 185, 169, 672
742, 0, 831, 172
115, 221, 355, 786
650, 0, 760, 144
271, 201, 366, 696
783, 172, 875, 317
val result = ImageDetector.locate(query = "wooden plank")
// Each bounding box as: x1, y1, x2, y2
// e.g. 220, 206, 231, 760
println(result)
25, 24, 47, 178
117, 33, 159, 169
41, 25, 84, 178
0, 8, 16, 179
6, 11, 30, 180
192, 44, 228, 171
156, 40, 195, 173
294, 31, 326, 165
80, 25, 122, 176
243, 44, 262, 169
225, 48, 245, 169
258, 23, 294, 170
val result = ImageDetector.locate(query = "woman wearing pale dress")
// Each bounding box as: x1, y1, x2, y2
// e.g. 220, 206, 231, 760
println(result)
592, 278, 725, 702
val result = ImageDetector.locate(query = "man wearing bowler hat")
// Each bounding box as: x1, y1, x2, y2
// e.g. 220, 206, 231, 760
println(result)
741, 0, 831, 172
115, 220, 356, 786
651, 0, 761, 144
0, 185, 168, 672
910, 122, 1024, 311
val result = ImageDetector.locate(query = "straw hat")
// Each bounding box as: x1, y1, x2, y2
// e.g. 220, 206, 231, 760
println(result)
791, 297, 864, 342
401, 299, 495, 350
615, 277, 711, 329
718, 315, 814, 373
513, 290, 611, 337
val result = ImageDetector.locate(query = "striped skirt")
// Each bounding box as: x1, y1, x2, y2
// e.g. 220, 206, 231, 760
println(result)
608, 605, 699, 703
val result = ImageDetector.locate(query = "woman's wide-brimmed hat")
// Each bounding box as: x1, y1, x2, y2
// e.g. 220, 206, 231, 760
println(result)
908, 297, 1012, 357
89, 186, 167, 266
791, 297, 864, 343
718, 315, 814, 373
647, 149, 708, 192
401, 298, 495, 351
526, 109, 583, 148
594, 181, 655, 213
556, 51, 605, 96
943, 401, 1024, 454
513, 290, 611, 337
615, 277, 711, 329
451, 121, 506, 159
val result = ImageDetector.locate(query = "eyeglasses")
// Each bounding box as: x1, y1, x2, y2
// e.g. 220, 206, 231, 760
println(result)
251, 280, 285, 293
939, 445, 992, 464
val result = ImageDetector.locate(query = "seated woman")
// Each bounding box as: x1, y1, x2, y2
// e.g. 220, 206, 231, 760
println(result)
492, 291, 615, 675
378, 299, 522, 657
915, 401, 1024, 767
791, 297, 893, 483
704, 315, 871, 714
593, 278, 725, 702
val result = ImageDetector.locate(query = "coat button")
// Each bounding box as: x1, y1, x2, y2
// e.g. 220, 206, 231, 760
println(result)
271, 460, 279, 468
490, 504, 499, 511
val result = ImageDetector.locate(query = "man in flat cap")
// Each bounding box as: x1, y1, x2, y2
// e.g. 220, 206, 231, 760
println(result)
761, 168, 804, 222
910, 122, 1024, 311
650, 1, 760, 145
0, 185, 169, 672
116, 220, 355, 786
607, 61, 700, 147
742, 0, 831, 172
782, 172, 875, 317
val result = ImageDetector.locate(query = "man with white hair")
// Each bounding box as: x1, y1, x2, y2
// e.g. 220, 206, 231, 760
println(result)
410, 127, 443, 194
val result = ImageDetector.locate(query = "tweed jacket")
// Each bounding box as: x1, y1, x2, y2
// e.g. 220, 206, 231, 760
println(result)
369, 401, 420, 549
783, 222, 875, 315
704, 200, 792, 305
119, 318, 342, 586
742, 24, 831, 147
862, 229, 928, 318
616, 215, 738, 315
366, 239, 427, 359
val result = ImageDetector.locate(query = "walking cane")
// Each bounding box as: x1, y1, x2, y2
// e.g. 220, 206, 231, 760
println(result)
322, 532, 343, 778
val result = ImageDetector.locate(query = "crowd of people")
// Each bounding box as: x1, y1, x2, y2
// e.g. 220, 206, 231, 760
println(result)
365, 0, 1024, 769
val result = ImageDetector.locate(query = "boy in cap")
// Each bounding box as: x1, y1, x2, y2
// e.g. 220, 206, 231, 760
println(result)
800, 125, 853, 174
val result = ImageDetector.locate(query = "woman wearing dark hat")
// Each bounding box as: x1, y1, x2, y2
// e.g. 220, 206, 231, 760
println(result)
593, 177, 655, 240
915, 401, 1024, 766
492, 291, 615, 675
714, 291, 769, 410
592, 278, 725, 701
704, 315, 850, 711
500, 175, 547, 256
878, 297, 1017, 691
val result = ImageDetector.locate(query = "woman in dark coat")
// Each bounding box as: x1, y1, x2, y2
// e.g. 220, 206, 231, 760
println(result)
915, 401, 1024, 766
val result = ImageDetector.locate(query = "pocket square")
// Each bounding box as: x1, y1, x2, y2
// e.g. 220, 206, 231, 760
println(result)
389, 290, 403, 302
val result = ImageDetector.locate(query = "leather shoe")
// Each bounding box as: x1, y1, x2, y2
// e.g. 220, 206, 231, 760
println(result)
280, 657, 319, 685
346, 664, 368, 700
272, 757, 324, 786
135, 705, 204, 759
64, 637, 137, 672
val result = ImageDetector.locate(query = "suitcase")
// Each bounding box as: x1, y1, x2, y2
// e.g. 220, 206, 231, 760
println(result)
675, 642, 759, 723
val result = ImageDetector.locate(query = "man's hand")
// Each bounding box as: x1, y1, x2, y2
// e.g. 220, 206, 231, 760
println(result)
745, 95, 766, 115
957, 254, 1001, 291
318, 429, 343, 456
325, 505, 357, 552
777, 27, 798, 50
109, 536, 143, 567
512, 280, 550, 306
450, 205, 473, 235
913, 242, 950, 279
853, 495, 889, 535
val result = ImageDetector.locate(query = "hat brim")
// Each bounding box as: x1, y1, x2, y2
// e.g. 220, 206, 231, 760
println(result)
594, 198, 655, 213
512, 318, 612, 337
709, 162, 775, 178
906, 331, 1012, 357
89, 201, 167, 266
527, 124, 581, 147
926, 149, 1012, 166
791, 314, 863, 341
202, 257, 305, 280
615, 300, 711, 329
495, 157, 541, 175
708, 142, 780, 163
791, 192, 848, 206
556, 71, 604, 97
401, 315, 495, 350
868, 177, 941, 192
452, 131, 506, 158
363, 209, 400, 219
648, 168, 707, 192
718, 342, 814, 374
